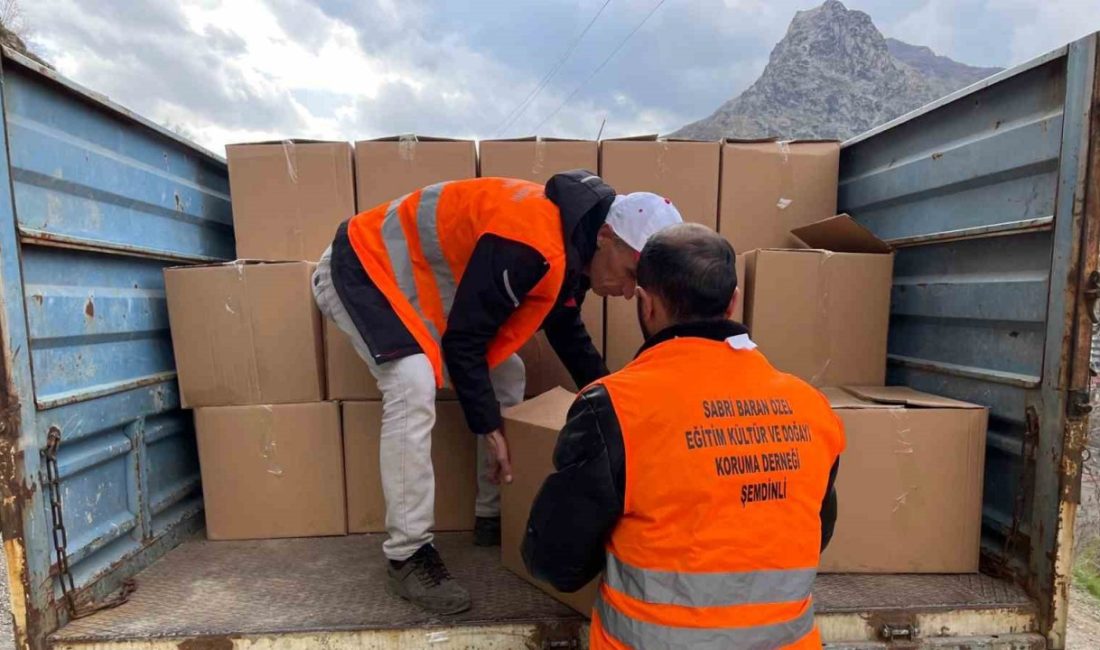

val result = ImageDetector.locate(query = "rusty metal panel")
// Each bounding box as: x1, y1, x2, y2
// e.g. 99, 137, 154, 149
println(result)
0, 46, 232, 650
839, 32, 1098, 650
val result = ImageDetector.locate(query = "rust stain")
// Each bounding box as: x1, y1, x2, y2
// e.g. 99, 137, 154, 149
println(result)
0, 400, 47, 650
526, 620, 585, 650
178, 637, 234, 650
84, 298, 94, 319
30, 295, 42, 306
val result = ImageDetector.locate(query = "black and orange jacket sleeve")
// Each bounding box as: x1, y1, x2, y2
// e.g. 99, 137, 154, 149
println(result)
442, 235, 549, 435
443, 246, 607, 435
542, 277, 609, 389
523, 384, 625, 592
522, 321, 841, 593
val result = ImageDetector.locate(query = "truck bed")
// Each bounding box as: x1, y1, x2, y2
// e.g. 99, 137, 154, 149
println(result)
50, 533, 1042, 649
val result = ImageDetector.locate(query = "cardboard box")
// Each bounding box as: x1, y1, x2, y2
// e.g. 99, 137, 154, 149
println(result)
719, 140, 839, 252
599, 136, 721, 228
601, 137, 721, 371
226, 140, 355, 261
479, 137, 598, 183
195, 402, 347, 540
820, 386, 987, 573
165, 262, 325, 408
517, 295, 605, 396
325, 321, 382, 401
501, 388, 599, 615
324, 321, 456, 401
605, 254, 745, 372
743, 215, 893, 386
343, 401, 477, 533
355, 136, 477, 210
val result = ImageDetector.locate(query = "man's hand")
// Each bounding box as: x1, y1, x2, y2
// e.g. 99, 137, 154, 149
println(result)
485, 429, 513, 485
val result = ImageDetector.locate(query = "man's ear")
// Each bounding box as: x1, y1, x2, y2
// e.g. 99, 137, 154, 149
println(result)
596, 223, 615, 248
725, 287, 742, 320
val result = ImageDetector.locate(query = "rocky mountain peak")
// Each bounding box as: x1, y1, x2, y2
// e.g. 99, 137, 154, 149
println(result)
672, 0, 1000, 141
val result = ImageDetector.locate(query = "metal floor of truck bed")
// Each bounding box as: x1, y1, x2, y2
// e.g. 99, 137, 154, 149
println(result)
51, 533, 1039, 649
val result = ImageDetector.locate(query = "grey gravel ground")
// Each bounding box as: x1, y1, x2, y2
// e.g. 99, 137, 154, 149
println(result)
0, 541, 12, 650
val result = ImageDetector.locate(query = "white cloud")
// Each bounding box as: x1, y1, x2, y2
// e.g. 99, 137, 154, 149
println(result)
995, 0, 1100, 65
23, 0, 1098, 154
883, 1, 959, 63
23, 0, 668, 151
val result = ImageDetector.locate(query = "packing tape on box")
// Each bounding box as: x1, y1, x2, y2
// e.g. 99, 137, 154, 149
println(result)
399, 133, 418, 161
533, 139, 547, 176
776, 139, 792, 163
891, 408, 917, 514
258, 405, 285, 478
810, 254, 832, 387
281, 140, 299, 183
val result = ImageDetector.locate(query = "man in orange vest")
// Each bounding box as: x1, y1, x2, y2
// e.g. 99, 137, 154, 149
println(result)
312, 171, 683, 614
523, 224, 844, 648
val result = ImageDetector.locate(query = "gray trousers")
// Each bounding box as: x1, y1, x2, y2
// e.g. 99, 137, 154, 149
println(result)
313, 247, 525, 560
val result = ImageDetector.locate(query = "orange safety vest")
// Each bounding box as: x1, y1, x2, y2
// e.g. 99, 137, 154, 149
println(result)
346, 178, 567, 387
589, 333, 845, 649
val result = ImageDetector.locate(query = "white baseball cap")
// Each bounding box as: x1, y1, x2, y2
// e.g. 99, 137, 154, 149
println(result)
606, 192, 684, 252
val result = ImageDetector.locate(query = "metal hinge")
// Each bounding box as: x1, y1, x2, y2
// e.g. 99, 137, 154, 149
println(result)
1084, 270, 1100, 324
879, 622, 917, 641
44, 426, 135, 619
1069, 388, 1093, 419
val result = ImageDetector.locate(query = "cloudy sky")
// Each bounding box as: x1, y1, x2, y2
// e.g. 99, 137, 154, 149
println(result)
19, 0, 1100, 154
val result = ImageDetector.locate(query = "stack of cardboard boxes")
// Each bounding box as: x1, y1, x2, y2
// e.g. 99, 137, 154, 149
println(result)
500, 138, 988, 616
166, 136, 486, 540
164, 134, 988, 614
165, 139, 355, 540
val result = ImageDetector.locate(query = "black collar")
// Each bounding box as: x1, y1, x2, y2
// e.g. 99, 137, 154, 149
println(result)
637, 320, 750, 357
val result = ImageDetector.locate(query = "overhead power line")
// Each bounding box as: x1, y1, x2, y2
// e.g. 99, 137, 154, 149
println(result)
533, 0, 669, 134
493, 0, 614, 138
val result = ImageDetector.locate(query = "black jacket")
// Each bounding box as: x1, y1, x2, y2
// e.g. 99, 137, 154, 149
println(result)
330, 171, 616, 434
521, 320, 841, 593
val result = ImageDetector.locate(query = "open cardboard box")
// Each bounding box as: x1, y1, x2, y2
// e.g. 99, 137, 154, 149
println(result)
743, 215, 894, 386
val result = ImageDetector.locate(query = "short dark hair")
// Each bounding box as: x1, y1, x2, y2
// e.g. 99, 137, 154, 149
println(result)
636, 224, 737, 322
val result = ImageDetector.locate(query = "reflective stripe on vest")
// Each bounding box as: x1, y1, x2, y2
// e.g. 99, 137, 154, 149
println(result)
596, 594, 816, 650
414, 183, 458, 315
380, 193, 439, 342
605, 554, 816, 608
